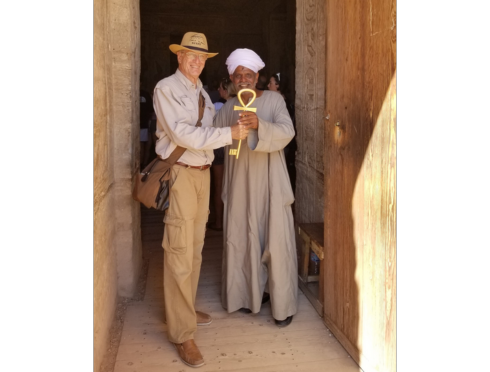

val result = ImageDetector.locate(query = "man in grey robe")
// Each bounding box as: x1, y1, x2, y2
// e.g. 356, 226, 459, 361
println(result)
214, 48, 298, 327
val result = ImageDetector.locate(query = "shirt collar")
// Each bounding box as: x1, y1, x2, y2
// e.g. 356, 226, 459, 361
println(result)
175, 68, 203, 91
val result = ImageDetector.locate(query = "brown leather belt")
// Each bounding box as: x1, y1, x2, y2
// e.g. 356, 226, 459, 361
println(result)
175, 162, 211, 170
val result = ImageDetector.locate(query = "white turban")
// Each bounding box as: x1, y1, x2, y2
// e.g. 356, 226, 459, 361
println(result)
226, 48, 265, 75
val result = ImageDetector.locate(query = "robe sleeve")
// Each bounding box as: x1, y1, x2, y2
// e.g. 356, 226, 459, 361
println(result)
250, 95, 295, 153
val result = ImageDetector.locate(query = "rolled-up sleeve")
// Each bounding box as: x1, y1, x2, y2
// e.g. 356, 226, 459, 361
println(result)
253, 98, 295, 153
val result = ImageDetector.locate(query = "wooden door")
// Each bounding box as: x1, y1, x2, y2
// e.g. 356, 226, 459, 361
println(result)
323, 0, 396, 371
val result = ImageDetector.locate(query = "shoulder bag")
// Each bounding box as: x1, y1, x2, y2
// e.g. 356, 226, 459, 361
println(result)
132, 92, 205, 211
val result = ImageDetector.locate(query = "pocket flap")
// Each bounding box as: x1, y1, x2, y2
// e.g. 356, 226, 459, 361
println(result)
163, 214, 185, 227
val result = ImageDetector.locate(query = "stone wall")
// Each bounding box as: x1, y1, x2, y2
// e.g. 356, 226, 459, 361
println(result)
94, 0, 141, 370
294, 0, 326, 223
94, 0, 117, 369
109, 0, 142, 298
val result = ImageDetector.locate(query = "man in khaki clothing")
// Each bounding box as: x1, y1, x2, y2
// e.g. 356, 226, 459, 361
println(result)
153, 32, 248, 368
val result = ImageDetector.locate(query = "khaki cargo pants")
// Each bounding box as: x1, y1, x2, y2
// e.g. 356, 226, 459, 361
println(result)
162, 164, 210, 343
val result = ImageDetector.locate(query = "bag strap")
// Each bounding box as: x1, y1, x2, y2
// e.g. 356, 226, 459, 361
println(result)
159, 91, 205, 165
196, 91, 205, 127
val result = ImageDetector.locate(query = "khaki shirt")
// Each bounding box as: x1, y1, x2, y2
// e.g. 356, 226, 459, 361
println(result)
153, 69, 232, 166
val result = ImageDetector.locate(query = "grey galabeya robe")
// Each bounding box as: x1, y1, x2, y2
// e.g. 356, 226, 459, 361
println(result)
214, 90, 298, 321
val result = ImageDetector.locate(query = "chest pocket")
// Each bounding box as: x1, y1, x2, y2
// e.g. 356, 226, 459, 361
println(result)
181, 96, 195, 111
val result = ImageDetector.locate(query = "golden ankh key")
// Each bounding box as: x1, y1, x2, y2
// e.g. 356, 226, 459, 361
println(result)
229, 88, 257, 159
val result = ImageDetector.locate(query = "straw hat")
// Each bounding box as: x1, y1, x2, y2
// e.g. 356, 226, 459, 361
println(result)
169, 32, 218, 58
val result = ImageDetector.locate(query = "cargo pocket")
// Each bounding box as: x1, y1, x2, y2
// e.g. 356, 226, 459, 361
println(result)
163, 214, 187, 254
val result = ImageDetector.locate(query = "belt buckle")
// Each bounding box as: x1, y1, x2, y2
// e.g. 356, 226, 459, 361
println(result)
199, 165, 204, 170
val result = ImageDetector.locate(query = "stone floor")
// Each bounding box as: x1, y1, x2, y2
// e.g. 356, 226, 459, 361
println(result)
112, 207, 361, 372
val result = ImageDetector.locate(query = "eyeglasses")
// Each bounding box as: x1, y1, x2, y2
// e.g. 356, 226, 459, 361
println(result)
185, 52, 208, 62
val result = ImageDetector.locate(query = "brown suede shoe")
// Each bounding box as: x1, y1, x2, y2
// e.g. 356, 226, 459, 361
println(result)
196, 310, 212, 326
173, 339, 204, 368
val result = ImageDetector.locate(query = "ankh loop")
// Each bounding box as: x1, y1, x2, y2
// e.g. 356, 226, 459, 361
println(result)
229, 89, 257, 159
